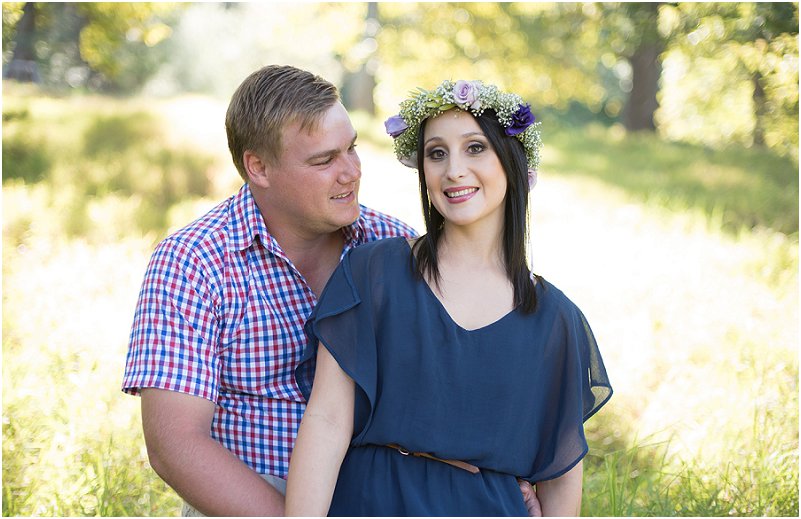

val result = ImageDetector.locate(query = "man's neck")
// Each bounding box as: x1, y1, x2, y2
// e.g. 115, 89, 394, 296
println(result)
250, 186, 351, 296
269, 225, 346, 298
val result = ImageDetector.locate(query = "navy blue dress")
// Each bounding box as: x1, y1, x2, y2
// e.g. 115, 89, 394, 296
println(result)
296, 237, 612, 516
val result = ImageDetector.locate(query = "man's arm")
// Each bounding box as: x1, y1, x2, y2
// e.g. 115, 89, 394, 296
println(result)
141, 388, 284, 516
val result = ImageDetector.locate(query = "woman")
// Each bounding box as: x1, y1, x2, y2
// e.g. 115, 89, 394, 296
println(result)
286, 79, 612, 516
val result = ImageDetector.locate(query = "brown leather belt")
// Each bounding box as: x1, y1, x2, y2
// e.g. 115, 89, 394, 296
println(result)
385, 443, 480, 474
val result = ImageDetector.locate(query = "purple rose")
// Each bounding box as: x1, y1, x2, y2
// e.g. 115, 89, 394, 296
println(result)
384, 115, 409, 138
505, 104, 535, 136
453, 80, 481, 109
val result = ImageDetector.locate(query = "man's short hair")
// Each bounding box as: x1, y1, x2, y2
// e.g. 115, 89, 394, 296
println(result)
225, 65, 340, 180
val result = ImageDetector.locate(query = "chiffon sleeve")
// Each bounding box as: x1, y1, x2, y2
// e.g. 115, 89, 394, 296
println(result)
524, 300, 613, 482
576, 307, 613, 421
295, 249, 378, 443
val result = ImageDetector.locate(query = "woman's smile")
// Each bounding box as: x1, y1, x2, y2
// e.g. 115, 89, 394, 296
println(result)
444, 186, 479, 202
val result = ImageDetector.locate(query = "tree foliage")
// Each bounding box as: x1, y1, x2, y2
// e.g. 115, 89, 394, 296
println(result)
76, 3, 180, 91
3, 2, 797, 158
658, 2, 798, 157
375, 3, 601, 112
2, 2, 183, 92
375, 2, 797, 157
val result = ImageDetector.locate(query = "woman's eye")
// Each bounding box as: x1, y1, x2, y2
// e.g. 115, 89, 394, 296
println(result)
426, 149, 445, 160
467, 143, 485, 154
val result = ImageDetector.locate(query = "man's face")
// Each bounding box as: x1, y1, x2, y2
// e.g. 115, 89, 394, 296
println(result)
263, 102, 362, 238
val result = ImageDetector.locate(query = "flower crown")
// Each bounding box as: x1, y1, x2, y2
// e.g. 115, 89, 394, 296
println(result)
384, 79, 542, 171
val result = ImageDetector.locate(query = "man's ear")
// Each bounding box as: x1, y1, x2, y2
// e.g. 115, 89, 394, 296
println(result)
243, 150, 271, 188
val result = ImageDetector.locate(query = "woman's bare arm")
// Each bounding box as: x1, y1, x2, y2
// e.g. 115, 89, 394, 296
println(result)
536, 461, 583, 516
285, 345, 355, 516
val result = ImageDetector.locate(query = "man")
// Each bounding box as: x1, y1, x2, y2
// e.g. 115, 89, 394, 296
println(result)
122, 64, 541, 516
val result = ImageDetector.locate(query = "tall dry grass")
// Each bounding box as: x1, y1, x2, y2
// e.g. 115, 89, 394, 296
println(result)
3, 88, 797, 516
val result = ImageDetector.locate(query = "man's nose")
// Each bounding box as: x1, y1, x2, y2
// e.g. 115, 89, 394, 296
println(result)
338, 152, 361, 183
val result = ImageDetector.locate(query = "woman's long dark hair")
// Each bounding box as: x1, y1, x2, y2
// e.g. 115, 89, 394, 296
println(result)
412, 109, 540, 313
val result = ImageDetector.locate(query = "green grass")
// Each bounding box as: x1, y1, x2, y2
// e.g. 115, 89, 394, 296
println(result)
2, 87, 223, 244
2, 235, 183, 516
3, 85, 798, 516
544, 121, 799, 237
581, 399, 798, 516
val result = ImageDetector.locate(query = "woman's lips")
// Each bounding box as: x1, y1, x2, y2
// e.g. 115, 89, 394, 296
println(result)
444, 186, 478, 203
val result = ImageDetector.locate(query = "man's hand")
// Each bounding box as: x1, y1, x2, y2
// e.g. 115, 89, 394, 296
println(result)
519, 479, 543, 517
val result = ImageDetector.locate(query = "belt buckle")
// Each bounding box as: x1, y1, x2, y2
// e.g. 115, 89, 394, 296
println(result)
397, 446, 410, 456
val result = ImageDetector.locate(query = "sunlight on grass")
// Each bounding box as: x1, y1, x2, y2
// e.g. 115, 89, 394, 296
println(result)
545, 122, 799, 236
2, 234, 182, 515
3, 90, 797, 516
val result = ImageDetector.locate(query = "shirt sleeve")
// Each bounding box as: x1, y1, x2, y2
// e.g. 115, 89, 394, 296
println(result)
121, 237, 221, 402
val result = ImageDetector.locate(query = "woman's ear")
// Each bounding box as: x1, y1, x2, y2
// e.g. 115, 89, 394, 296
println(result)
243, 150, 271, 188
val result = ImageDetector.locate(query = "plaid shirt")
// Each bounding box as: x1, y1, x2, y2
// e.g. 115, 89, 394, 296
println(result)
122, 184, 416, 477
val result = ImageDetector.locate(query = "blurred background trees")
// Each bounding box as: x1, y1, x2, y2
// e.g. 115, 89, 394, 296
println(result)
3, 2, 182, 91
3, 2, 797, 159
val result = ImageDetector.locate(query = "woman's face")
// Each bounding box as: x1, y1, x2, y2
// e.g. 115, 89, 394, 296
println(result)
422, 110, 507, 232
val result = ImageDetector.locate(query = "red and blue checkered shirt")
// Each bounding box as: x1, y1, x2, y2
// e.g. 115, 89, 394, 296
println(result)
122, 184, 417, 477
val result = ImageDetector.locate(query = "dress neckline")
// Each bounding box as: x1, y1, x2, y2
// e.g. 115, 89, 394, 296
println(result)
400, 237, 519, 333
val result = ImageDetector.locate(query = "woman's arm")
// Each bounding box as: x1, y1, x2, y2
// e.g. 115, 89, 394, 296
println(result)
535, 461, 583, 516
285, 345, 355, 516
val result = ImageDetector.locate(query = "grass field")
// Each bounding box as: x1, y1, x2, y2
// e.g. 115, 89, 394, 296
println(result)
2, 86, 798, 516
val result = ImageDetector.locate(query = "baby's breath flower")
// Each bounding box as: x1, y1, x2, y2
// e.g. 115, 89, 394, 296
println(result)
385, 79, 542, 171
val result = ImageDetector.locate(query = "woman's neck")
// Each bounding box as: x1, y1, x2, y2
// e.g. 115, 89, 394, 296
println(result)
438, 220, 505, 272
427, 221, 515, 331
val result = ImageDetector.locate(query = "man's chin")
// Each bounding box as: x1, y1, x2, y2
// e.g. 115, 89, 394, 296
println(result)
336, 206, 361, 229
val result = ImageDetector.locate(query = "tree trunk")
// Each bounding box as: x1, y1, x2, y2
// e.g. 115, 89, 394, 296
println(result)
341, 2, 378, 114
622, 3, 664, 132
342, 68, 377, 114
53, 2, 92, 88
623, 43, 662, 131
3, 2, 41, 82
752, 72, 766, 146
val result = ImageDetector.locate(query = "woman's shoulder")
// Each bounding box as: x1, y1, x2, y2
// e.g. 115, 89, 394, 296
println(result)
345, 236, 411, 274
349, 236, 409, 260
534, 277, 584, 318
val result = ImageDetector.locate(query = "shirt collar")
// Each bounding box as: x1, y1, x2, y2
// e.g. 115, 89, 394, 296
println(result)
228, 184, 368, 254
341, 209, 368, 252
228, 184, 269, 252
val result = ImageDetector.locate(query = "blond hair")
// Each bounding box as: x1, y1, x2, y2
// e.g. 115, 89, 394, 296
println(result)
225, 65, 339, 180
